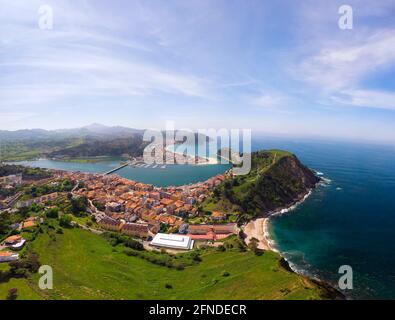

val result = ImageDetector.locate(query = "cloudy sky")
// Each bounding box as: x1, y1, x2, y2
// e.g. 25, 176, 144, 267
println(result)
1, 0, 395, 143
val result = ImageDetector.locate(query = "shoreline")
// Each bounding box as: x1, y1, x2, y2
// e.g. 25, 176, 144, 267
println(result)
243, 188, 313, 253
242, 183, 345, 299
166, 144, 219, 166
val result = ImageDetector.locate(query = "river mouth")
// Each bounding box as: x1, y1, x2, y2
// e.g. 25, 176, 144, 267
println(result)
10, 158, 231, 187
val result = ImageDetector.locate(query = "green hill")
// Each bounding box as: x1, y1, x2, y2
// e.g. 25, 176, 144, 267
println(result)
203, 150, 320, 220
0, 226, 338, 300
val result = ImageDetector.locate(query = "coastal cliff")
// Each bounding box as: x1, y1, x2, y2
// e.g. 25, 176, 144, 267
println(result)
203, 150, 320, 221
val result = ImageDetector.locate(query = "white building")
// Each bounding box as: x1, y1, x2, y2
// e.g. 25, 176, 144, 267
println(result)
150, 233, 194, 250
0, 251, 19, 262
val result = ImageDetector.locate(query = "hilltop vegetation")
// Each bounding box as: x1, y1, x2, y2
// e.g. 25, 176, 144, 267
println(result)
203, 150, 319, 221
0, 164, 52, 181
47, 137, 147, 159
0, 225, 336, 300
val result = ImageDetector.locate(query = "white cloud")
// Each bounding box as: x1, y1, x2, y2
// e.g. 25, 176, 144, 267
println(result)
0, 0, 220, 113
300, 30, 395, 90
332, 89, 395, 110
252, 93, 288, 108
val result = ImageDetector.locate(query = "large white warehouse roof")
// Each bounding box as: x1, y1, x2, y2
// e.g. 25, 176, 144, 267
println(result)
150, 233, 194, 250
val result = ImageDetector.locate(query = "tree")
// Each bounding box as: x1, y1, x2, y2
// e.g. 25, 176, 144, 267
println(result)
71, 196, 88, 216
248, 237, 264, 256
59, 214, 72, 227
125, 239, 144, 251
159, 223, 169, 233
0, 211, 11, 235
9, 253, 40, 277
45, 207, 59, 219
213, 188, 221, 199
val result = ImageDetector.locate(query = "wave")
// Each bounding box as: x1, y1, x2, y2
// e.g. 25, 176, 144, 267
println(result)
263, 189, 314, 253
263, 188, 332, 282
271, 189, 313, 217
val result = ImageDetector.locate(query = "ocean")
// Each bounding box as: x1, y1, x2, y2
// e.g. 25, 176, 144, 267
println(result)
251, 136, 395, 299
14, 136, 395, 299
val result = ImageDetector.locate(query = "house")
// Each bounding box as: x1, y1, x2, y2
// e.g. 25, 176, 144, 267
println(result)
211, 211, 226, 221
98, 217, 123, 231
4, 235, 22, 245
186, 223, 237, 242
148, 222, 160, 234
187, 231, 232, 242
159, 191, 171, 199
160, 198, 174, 206
3, 235, 26, 250
149, 192, 161, 200
21, 217, 38, 229
0, 251, 19, 262
150, 233, 194, 250
121, 223, 149, 238
105, 202, 123, 212
188, 223, 237, 235
16, 192, 61, 208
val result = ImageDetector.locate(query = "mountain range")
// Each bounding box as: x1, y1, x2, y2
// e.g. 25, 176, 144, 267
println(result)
0, 124, 147, 161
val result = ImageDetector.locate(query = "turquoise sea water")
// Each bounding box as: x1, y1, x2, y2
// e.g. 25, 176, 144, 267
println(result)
251, 136, 395, 299
13, 137, 395, 299
14, 158, 230, 187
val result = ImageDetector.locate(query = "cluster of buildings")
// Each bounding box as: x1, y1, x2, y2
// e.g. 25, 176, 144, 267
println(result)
16, 192, 64, 209
53, 169, 237, 250
0, 174, 23, 210
0, 174, 22, 186
0, 166, 237, 254
0, 217, 41, 263
64, 171, 225, 221
149, 223, 238, 251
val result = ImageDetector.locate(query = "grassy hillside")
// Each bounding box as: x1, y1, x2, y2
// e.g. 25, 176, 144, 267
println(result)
47, 137, 147, 159
0, 227, 333, 300
0, 124, 145, 161
202, 150, 319, 220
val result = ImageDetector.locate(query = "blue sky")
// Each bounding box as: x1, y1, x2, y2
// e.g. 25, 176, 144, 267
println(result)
1, 0, 395, 143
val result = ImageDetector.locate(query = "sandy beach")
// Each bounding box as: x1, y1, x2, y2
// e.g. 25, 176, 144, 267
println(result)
196, 156, 218, 165
243, 189, 316, 253
243, 217, 274, 251
167, 144, 219, 166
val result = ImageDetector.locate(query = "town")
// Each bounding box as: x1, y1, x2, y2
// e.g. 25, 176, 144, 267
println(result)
0, 164, 239, 262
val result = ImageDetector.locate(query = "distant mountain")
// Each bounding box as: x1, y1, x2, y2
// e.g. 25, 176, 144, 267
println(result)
0, 124, 144, 142
0, 124, 212, 161
0, 124, 146, 161
48, 137, 147, 159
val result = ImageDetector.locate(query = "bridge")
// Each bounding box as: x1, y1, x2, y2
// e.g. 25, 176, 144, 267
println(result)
104, 162, 131, 175
103, 158, 167, 175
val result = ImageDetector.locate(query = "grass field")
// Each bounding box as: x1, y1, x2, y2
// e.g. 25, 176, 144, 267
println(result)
0, 227, 327, 300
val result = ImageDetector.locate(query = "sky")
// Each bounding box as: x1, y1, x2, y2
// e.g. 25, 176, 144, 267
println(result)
1, 0, 395, 143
